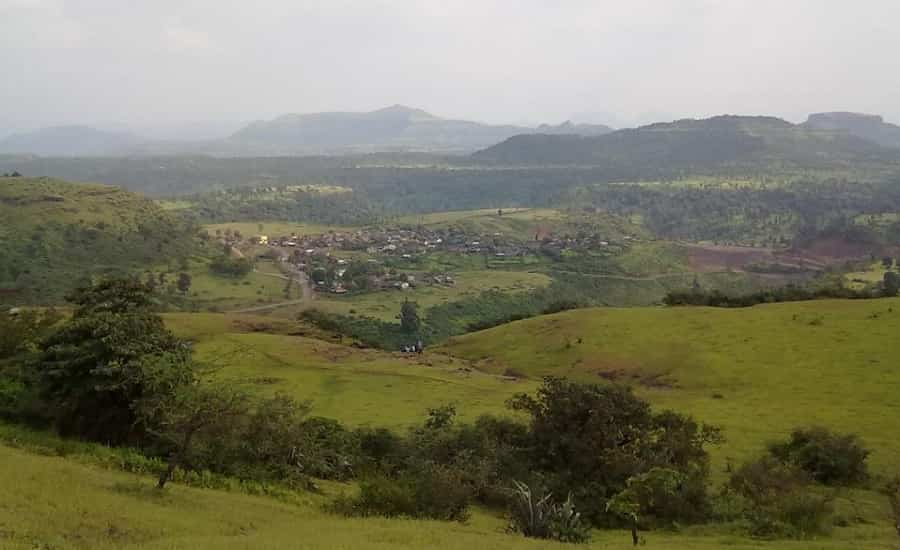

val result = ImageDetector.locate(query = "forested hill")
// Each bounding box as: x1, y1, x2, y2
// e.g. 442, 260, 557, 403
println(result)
0, 176, 196, 304
473, 114, 900, 167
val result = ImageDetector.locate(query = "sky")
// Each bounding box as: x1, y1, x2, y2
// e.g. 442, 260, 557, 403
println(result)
2, 0, 900, 138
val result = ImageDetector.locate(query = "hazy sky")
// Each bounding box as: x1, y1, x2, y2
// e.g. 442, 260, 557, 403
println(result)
2, 0, 900, 136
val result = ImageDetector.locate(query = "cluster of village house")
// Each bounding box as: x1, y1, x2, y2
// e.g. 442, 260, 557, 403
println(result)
230, 224, 633, 294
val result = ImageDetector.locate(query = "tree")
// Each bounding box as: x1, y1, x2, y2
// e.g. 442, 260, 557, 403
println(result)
0, 308, 60, 361
399, 300, 420, 334
34, 278, 193, 443
884, 271, 900, 297
607, 468, 685, 546
150, 382, 249, 489
176, 272, 192, 294
508, 377, 719, 525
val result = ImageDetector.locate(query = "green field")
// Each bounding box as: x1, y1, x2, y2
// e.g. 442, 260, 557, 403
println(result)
164, 298, 900, 475
185, 260, 297, 310
303, 270, 551, 321
203, 221, 352, 239
163, 313, 530, 427
844, 262, 894, 290
1, 441, 895, 549
394, 207, 562, 226
442, 298, 900, 477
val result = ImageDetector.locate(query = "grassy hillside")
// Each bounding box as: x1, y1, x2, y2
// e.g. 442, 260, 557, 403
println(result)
163, 313, 530, 427
442, 299, 900, 476
159, 299, 900, 477
1, 441, 895, 549
0, 176, 196, 303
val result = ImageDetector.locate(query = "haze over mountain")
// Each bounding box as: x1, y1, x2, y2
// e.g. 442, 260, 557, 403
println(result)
803, 112, 900, 149
0, 106, 613, 157
226, 105, 613, 154
0, 126, 143, 157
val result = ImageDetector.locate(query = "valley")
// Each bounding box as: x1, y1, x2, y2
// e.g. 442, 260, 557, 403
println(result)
3, 112, 900, 550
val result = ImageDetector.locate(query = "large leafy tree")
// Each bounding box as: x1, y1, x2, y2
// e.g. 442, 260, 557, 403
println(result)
508, 377, 720, 525
34, 278, 193, 444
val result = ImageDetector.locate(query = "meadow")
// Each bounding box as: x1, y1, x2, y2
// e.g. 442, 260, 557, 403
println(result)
163, 297, 900, 477
163, 313, 530, 427
300, 270, 551, 321
441, 298, 900, 477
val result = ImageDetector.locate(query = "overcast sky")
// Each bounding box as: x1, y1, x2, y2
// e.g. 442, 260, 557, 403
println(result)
2, 0, 899, 137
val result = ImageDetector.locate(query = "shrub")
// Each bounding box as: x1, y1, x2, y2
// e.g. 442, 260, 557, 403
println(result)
209, 255, 254, 277
727, 455, 834, 539
507, 480, 591, 543
332, 464, 473, 522
768, 427, 869, 485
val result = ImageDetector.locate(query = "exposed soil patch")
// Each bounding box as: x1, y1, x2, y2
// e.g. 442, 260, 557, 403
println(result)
686, 238, 880, 274
686, 244, 774, 272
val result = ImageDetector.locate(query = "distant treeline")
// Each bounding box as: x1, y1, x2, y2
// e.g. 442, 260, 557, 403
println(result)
663, 284, 883, 308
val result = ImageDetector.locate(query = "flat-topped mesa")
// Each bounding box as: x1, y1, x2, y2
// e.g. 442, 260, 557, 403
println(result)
806, 111, 885, 129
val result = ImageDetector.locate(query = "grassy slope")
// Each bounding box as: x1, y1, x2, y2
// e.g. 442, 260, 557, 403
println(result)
1, 443, 895, 549
442, 299, 900, 476
306, 270, 551, 321
164, 313, 531, 427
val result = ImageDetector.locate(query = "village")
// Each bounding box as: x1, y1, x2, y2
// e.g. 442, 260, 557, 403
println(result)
214, 218, 636, 296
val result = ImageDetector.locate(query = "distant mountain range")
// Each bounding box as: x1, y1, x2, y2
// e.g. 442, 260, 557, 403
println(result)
473, 114, 900, 167
0, 106, 613, 157
4, 108, 900, 161
226, 105, 613, 154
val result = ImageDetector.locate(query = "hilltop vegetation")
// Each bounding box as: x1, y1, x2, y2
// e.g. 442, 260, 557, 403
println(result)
0, 176, 198, 303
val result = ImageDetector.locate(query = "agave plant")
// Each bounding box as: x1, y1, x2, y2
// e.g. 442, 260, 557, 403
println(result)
508, 480, 590, 543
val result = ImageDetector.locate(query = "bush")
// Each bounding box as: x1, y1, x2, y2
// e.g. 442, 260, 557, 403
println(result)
768, 427, 869, 485
727, 455, 834, 539
209, 255, 254, 277
332, 464, 473, 522
507, 480, 591, 543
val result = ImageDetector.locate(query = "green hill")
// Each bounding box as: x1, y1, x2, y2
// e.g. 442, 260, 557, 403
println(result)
441, 299, 900, 476
473, 115, 900, 168
0, 176, 196, 303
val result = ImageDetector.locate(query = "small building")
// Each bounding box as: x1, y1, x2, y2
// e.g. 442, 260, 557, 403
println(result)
258, 235, 269, 245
